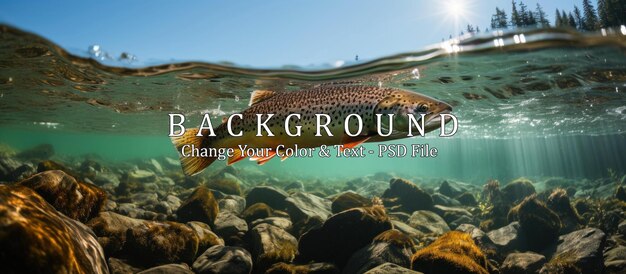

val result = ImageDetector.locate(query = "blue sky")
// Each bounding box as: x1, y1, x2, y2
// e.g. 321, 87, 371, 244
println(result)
0, 0, 575, 67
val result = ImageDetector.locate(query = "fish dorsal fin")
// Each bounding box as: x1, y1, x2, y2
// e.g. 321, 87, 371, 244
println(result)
340, 135, 371, 152
249, 90, 277, 106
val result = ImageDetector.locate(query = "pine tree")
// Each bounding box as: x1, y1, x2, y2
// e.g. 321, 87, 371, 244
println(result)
476, 26, 481, 33
562, 10, 569, 26
466, 24, 475, 33
511, 0, 521, 27
597, 0, 609, 27
491, 8, 499, 29
498, 8, 508, 28
527, 9, 537, 26
574, 6, 583, 29
536, 3, 550, 27
581, 0, 599, 30
555, 9, 563, 27
568, 12, 578, 28
519, 2, 529, 26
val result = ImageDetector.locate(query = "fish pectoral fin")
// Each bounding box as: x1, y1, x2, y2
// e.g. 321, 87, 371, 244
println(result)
255, 151, 277, 165
340, 135, 371, 152
249, 90, 277, 106
227, 148, 247, 165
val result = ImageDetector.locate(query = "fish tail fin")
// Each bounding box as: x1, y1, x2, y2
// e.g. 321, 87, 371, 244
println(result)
170, 128, 217, 176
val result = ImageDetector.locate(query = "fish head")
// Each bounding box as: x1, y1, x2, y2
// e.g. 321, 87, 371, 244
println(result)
375, 89, 452, 134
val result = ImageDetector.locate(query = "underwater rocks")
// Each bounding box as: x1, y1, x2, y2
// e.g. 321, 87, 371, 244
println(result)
604, 245, 626, 273
124, 221, 199, 267
0, 185, 108, 274
16, 170, 106, 222
546, 188, 582, 233
218, 194, 246, 214
206, 174, 243, 196
502, 177, 536, 204
542, 228, 606, 274
285, 191, 332, 233
486, 222, 524, 254
248, 223, 298, 272
410, 231, 489, 274
407, 210, 450, 235
438, 180, 465, 198
265, 262, 339, 274
137, 264, 194, 274
177, 186, 219, 225
331, 191, 372, 213
501, 252, 546, 274
383, 178, 433, 212
365, 262, 422, 274
192, 245, 253, 274
186, 221, 224, 252
508, 195, 562, 252
213, 211, 248, 246
246, 186, 290, 210
343, 229, 416, 274
87, 211, 216, 267
298, 205, 393, 268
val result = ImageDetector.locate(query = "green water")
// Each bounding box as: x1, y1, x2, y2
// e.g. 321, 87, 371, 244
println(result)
1, 25, 625, 185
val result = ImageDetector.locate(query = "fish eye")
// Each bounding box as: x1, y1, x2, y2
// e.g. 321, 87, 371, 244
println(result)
416, 104, 429, 113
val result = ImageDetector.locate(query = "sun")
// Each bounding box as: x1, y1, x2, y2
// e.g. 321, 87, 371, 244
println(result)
445, 0, 466, 18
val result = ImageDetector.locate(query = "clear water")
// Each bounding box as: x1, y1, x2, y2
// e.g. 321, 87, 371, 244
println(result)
1, 25, 625, 184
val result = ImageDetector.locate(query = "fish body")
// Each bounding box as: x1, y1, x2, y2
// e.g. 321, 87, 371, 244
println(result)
172, 85, 452, 175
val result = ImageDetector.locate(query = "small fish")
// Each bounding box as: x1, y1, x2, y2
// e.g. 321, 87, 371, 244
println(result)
172, 85, 452, 175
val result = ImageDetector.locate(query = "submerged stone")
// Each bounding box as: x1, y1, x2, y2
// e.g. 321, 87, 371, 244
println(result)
0, 185, 108, 274
331, 191, 372, 213
248, 223, 298, 273
501, 252, 546, 274
383, 178, 433, 213
17, 170, 107, 223
407, 210, 450, 235
298, 205, 392, 268
343, 229, 415, 274
192, 245, 253, 274
177, 186, 219, 225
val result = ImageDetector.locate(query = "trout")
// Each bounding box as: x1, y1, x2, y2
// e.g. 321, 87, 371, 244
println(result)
172, 85, 452, 175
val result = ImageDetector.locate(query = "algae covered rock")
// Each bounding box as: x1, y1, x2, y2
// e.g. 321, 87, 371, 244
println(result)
508, 195, 561, 251
343, 229, 416, 274
331, 191, 372, 213
87, 211, 146, 256
502, 177, 536, 203
410, 231, 488, 274
124, 221, 199, 267
298, 205, 393, 268
206, 175, 242, 196
242, 202, 275, 223
0, 185, 108, 274
17, 170, 107, 222
248, 223, 298, 272
383, 178, 433, 212
192, 245, 253, 274
546, 188, 582, 233
177, 186, 219, 225
265, 262, 339, 274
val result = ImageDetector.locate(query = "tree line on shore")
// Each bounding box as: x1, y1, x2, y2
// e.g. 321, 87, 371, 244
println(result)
458, 0, 625, 36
